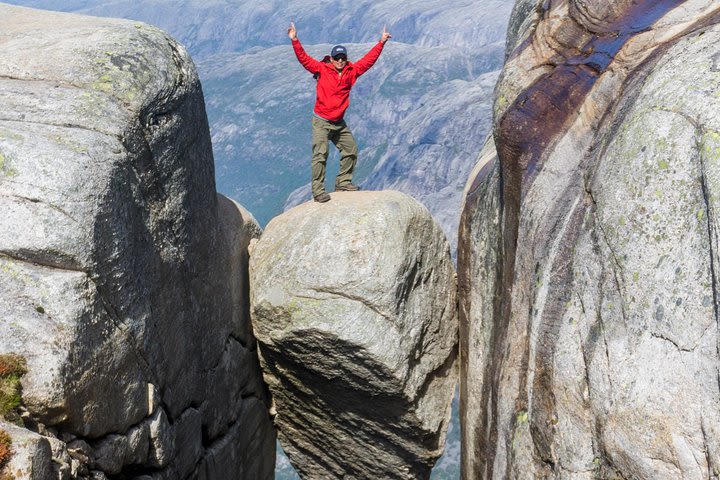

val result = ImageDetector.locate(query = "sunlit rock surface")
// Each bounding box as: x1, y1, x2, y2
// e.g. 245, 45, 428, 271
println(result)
460, 0, 720, 478
251, 190, 457, 479
0, 3, 274, 478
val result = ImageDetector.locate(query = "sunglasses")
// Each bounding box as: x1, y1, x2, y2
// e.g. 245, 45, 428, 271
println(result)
332, 55, 347, 61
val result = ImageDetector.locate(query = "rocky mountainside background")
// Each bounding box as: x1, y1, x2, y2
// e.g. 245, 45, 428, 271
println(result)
5, 0, 513, 252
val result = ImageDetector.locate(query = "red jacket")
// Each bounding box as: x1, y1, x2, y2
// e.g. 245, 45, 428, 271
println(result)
292, 38, 384, 122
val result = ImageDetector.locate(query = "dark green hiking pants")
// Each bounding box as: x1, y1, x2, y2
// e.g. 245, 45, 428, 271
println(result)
311, 115, 358, 197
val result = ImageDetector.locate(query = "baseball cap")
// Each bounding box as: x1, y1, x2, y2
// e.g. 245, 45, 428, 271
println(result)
331, 45, 347, 58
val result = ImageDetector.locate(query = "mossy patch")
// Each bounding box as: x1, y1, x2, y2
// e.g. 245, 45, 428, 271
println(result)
516, 410, 528, 424
511, 410, 530, 451
0, 131, 23, 142
50, 134, 89, 155
0, 429, 12, 479
89, 48, 153, 104
0, 260, 33, 287
0, 354, 27, 425
0, 152, 18, 178
701, 131, 720, 164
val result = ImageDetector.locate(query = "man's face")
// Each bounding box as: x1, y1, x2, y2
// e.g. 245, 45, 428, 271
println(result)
331, 55, 347, 70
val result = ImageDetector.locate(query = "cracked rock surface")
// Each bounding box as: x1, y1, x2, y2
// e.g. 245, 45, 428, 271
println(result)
460, 0, 720, 478
250, 190, 458, 480
0, 3, 274, 479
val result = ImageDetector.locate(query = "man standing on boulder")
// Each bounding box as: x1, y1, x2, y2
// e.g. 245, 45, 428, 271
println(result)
288, 22, 391, 203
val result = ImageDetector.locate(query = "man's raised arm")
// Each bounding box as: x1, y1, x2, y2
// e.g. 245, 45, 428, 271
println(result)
354, 25, 392, 76
288, 22, 321, 74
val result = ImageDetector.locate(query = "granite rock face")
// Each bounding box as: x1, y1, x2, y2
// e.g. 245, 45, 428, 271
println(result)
457, 137, 501, 479
250, 191, 458, 479
0, 421, 53, 480
0, 3, 273, 478
460, 0, 720, 478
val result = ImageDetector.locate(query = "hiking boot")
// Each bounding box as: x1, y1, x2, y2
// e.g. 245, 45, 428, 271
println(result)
336, 183, 360, 192
314, 192, 331, 203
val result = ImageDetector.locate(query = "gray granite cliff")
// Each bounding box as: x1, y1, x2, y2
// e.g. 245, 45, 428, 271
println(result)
460, 0, 720, 478
0, 4, 274, 478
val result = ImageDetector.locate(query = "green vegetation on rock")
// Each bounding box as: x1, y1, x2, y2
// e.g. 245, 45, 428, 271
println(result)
0, 428, 12, 476
0, 354, 27, 425
0, 152, 18, 178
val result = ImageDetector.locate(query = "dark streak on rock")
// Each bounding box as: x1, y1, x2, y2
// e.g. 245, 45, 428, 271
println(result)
0, 75, 83, 90
304, 288, 398, 327
6, 194, 79, 223
0, 117, 121, 139
500, 0, 686, 198
482, 1, 688, 476
695, 122, 720, 394
528, 201, 585, 467
0, 249, 84, 273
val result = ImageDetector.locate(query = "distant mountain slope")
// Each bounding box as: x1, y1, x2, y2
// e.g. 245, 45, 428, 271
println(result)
4, 0, 512, 232
11, 0, 511, 58
203, 41, 502, 231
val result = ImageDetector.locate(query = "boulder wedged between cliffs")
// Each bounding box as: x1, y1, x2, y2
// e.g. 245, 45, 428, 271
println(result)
250, 190, 458, 480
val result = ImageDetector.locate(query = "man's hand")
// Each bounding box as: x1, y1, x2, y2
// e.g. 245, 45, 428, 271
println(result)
288, 22, 297, 41
381, 25, 392, 44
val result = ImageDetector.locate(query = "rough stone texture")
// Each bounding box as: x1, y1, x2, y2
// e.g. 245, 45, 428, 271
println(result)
503, 0, 537, 60
198, 398, 276, 480
251, 190, 458, 479
460, 0, 720, 478
124, 421, 150, 466
1, 421, 53, 480
457, 137, 502, 478
171, 408, 202, 478
91, 434, 128, 474
0, 3, 273, 478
